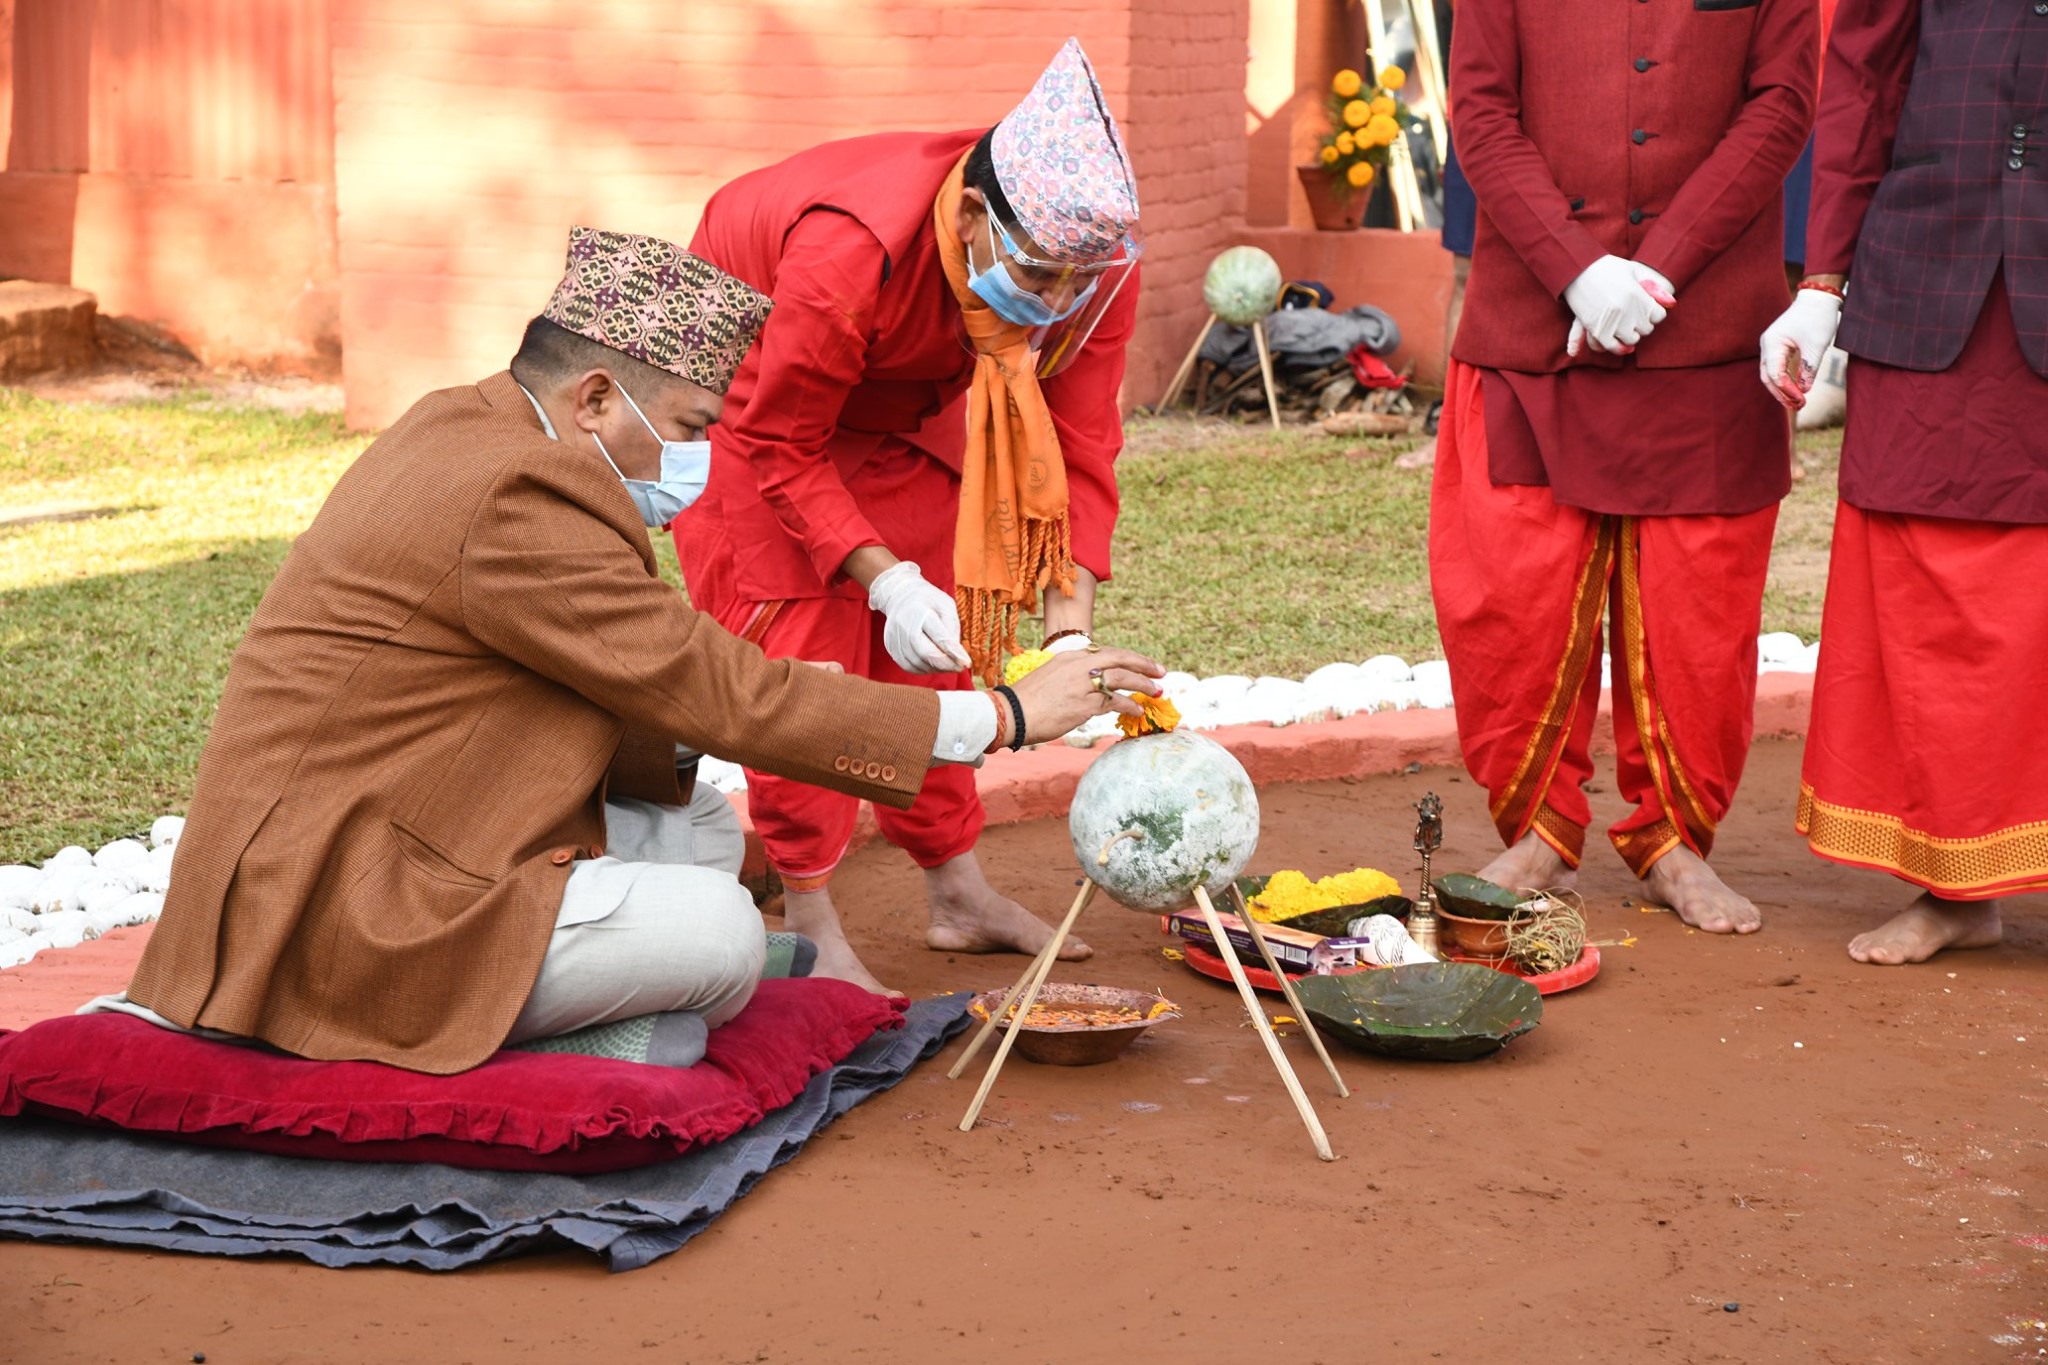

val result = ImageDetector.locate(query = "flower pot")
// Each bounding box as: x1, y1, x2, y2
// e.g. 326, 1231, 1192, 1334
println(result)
1434, 905, 1513, 960
1296, 164, 1365, 231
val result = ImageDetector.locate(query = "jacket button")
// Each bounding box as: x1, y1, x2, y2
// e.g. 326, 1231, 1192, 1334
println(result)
1629, 209, 1645, 225
2036, 2, 2046, 16
864, 761, 882, 778
2012, 157, 2028, 171
832, 755, 850, 773
550, 848, 573, 866
1631, 129, 1648, 145
1634, 57, 1651, 72
881, 765, 897, 782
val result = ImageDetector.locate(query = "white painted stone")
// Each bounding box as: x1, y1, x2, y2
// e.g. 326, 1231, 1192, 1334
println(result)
1358, 655, 1414, 686
0, 865, 39, 911
1242, 676, 1309, 726
78, 872, 143, 917
85, 891, 163, 938
0, 923, 22, 947
36, 909, 91, 949
697, 756, 747, 795
1, 905, 37, 935
1411, 659, 1455, 708
149, 815, 186, 849
0, 935, 45, 969
31, 867, 88, 914
1758, 631, 1805, 665
1158, 670, 1201, 697
92, 838, 149, 870
140, 843, 176, 893
43, 845, 93, 873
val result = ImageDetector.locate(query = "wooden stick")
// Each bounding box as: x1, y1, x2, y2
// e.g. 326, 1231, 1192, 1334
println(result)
1159, 315, 1218, 412
1225, 883, 1350, 1099
1252, 319, 1283, 431
956, 882, 1096, 1132
1192, 885, 1334, 1161
946, 882, 1093, 1080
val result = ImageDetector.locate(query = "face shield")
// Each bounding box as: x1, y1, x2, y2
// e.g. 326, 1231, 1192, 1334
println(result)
984, 211, 1143, 379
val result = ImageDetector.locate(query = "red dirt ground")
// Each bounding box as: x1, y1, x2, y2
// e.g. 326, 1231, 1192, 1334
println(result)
5, 739, 2046, 1364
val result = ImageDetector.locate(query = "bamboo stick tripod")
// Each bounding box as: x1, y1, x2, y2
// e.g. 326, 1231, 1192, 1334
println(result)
951, 879, 1349, 1161
1156, 313, 1284, 430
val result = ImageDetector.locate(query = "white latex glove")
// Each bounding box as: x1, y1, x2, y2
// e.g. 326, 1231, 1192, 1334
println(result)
1563, 255, 1673, 356
866, 560, 970, 673
1758, 289, 1844, 411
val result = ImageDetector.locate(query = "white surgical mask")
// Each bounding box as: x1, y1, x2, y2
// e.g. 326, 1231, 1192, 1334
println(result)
518, 379, 711, 529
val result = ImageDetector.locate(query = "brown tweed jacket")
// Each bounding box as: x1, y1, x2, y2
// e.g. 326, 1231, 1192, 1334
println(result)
126, 371, 936, 1073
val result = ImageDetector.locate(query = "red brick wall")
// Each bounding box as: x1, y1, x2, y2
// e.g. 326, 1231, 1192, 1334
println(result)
332, 0, 1247, 427
0, 0, 339, 370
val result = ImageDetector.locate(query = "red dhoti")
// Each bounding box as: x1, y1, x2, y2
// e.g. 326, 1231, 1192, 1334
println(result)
1430, 360, 1779, 874
1797, 277, 2048, 899
682, 449, 984, 892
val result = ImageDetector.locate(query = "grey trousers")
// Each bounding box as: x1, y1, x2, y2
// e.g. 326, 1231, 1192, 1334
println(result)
505, 785, 765, 1043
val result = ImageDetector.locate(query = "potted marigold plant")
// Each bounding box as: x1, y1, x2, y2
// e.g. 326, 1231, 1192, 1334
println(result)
1297, 65, 1408, 231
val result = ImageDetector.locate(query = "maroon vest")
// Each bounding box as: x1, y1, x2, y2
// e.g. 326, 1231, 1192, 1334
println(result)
1838, 4, 2048, 377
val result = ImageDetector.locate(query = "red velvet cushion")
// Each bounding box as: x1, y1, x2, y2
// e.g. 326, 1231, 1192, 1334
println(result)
0, 979, 904, 1174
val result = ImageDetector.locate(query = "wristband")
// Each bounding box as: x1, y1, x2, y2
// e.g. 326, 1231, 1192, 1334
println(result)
1042, 628, 1089, 649
992, 683, 1028, 751
982, 690, 1010, 754
1797, 280, 1845, 300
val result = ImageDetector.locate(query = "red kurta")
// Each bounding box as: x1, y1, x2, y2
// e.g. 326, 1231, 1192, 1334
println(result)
678, 133, 1137, 885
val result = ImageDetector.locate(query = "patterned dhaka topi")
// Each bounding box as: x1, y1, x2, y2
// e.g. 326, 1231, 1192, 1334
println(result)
540, 226, 773, 394
989, 38, 1140, 264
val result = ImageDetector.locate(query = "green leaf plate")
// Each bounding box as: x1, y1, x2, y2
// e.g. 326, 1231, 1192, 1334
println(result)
1292, 962, 1544, 1062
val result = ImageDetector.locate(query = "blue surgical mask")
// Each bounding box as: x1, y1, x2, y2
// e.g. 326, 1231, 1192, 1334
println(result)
967, 216, 1097, 328
517, 379, 710, 529
597, 384, 711, 528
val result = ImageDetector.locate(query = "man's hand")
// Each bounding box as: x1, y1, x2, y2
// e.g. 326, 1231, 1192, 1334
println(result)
1563, 255, 1673, 356
866, 561, 970, 673
1006, 648, 1165, 744
1758, 289, 1843, 411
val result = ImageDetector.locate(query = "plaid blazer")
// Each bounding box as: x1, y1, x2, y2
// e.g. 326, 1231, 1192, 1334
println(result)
127, 373, 936, 1073
1808, 0, 2048, 376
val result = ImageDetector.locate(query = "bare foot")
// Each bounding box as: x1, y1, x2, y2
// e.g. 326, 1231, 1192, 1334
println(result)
780, 886, 902, 997
924, 852, 1092, 961
1848, 894, 2002, 965
1642, 846, 1760, 934
1474, 831, 1577, 895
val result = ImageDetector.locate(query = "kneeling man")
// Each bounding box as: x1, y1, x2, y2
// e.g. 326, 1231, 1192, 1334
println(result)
114, 228, 1159, 1073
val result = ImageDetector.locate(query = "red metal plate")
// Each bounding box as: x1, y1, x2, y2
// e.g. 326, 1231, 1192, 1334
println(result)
1176, 939, 1601, 997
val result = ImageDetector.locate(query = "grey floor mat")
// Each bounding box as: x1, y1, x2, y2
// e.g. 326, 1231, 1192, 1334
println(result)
0, 993, 969, 1272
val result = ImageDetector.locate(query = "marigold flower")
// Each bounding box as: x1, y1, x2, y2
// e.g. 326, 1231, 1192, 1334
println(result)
1347, 161, 1375, 188
1116, 692, 1182, 738
1320, 144, 1340, 165
1332, 69, 1363, 98
1370, 95, 1396, 117
1365, 113, 1401, 146
1379, 65, 1407, 91
1002, 648, 1052, 686
1335, 131, 1356, 155
1247, 867, 1404, 921
1342, 98, 1371, 128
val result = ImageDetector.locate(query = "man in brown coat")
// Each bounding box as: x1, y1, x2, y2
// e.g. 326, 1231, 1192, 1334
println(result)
115, 228, 1160, 1074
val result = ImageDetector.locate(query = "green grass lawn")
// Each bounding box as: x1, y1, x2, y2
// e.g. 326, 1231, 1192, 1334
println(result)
0, 387, 1841, 863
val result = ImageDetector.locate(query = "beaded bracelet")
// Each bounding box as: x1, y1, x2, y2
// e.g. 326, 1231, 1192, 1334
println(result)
1041, 628, 1090, 649
982, 690, 1010, 753
992, 683, 1028, 751
1797, 280, 1845, 300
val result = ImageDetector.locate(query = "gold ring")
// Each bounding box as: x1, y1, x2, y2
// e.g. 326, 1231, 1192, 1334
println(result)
1091, 675, 1112, 697
1084, 643, 1102, 654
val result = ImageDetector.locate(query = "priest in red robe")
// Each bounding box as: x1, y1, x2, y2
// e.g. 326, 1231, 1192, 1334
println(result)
1760, 0, 2048, 964
679, 39, 1141, 992
1434, 0, 1815, 930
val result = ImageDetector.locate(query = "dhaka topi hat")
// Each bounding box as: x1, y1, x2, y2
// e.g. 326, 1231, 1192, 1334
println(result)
540, 227, 772, 394
989, 38, 1140, 265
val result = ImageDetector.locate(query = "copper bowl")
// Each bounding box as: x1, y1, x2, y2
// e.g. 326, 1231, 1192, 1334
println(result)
966, 983, 1181, 1066
1433, 905, 1513, 959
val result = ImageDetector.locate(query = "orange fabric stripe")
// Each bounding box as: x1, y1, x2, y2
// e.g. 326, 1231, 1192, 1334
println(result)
1491, 517, 1618, 847
1797, 784, 2048, 900
739, 600, 785, 647
1614, 520, 1715, 862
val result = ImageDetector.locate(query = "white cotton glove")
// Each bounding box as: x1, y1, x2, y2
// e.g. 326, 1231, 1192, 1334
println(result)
1564, 255, 1674, 356
866, 560, 971, 673
1758, 289, 1844, 411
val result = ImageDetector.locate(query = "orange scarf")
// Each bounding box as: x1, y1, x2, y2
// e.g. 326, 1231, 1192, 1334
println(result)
933, 155, 1075, 684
